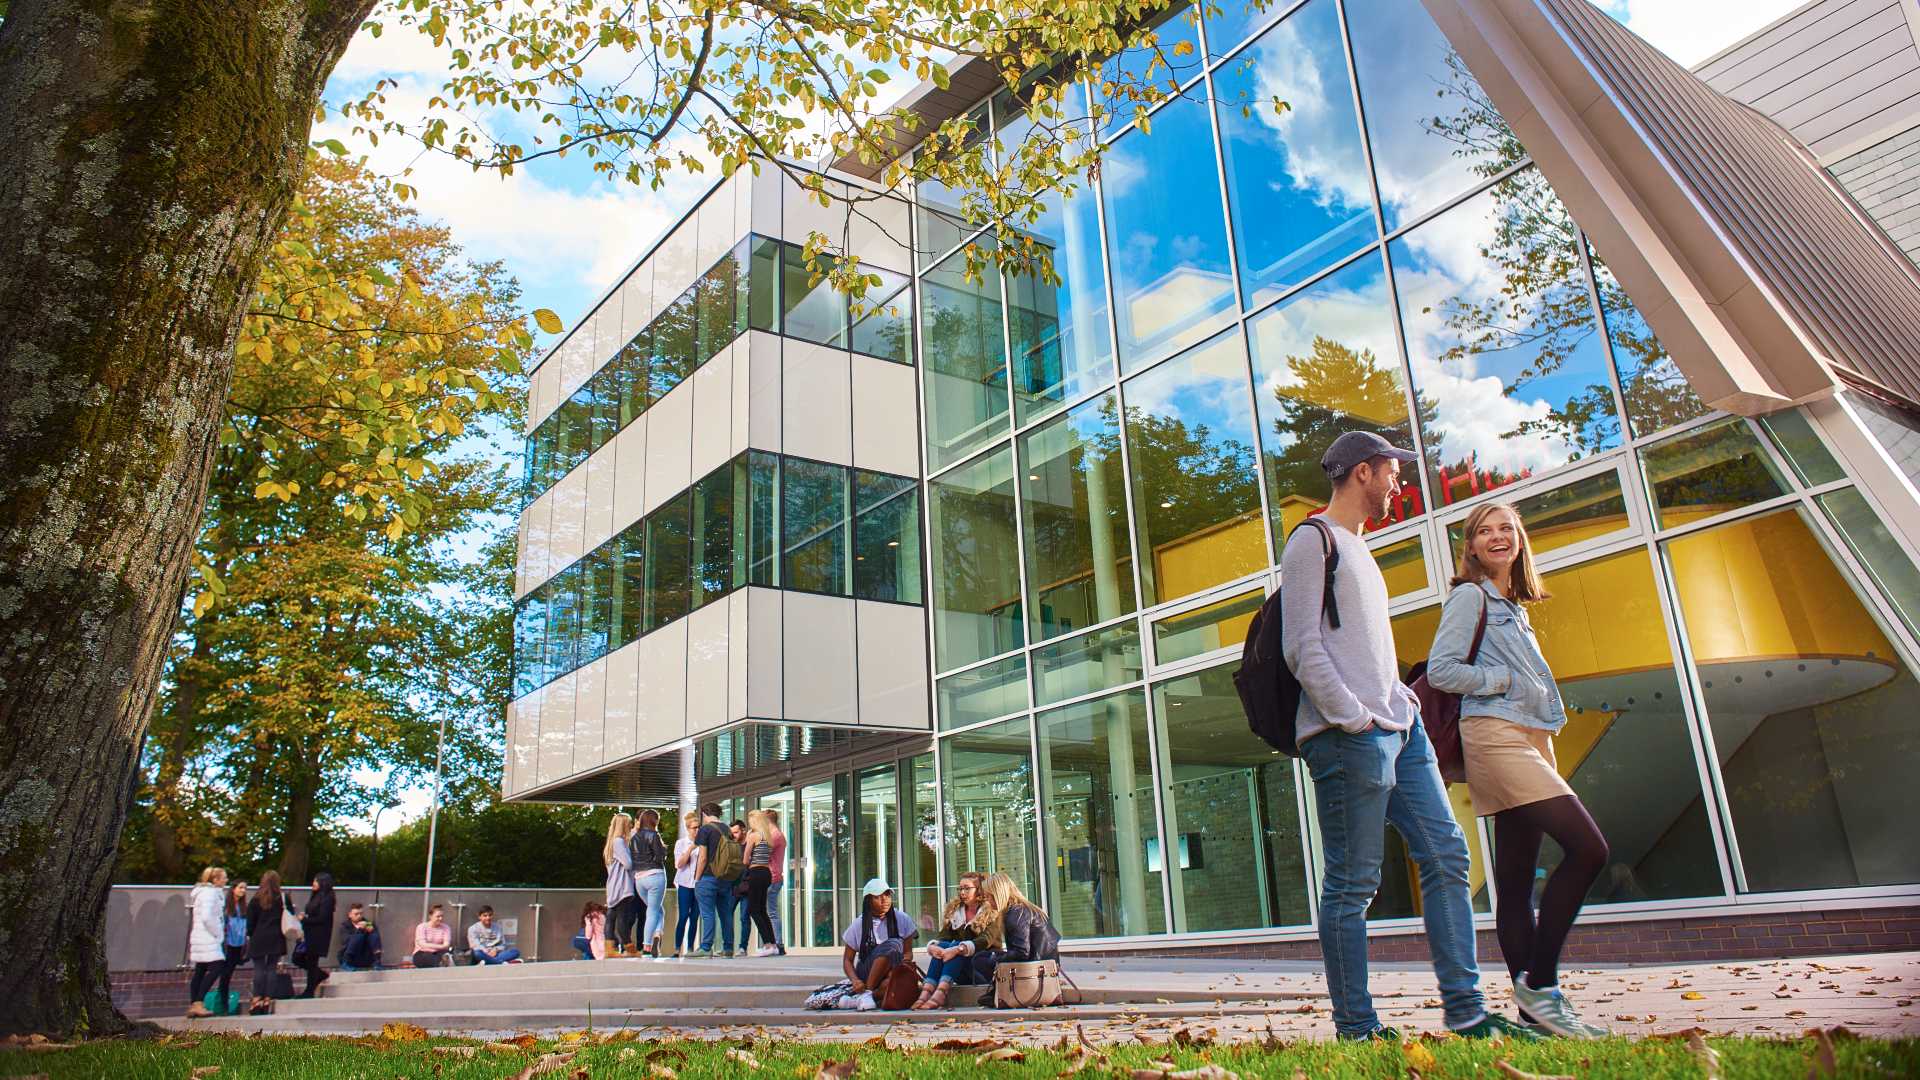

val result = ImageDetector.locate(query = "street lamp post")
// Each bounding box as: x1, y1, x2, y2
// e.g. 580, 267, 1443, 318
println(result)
369, 801, 397, 888
421, 710, 449, 924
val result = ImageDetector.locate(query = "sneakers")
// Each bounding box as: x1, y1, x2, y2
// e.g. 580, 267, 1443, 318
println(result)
1337, 1025, 1403, 1042
1512, 975, 1609, 1039
755, 944, 780, 957
834, 991, 877, 1011
689, 949, 714, 959
1453, 1013, 1544, 1041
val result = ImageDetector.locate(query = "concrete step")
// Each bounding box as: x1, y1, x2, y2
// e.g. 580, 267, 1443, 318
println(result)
159, 998, 1309, 1036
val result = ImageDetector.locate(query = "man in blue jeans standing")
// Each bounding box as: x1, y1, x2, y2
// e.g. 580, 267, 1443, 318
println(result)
1280, 432, 1535, 1042
691, 803, 734, 958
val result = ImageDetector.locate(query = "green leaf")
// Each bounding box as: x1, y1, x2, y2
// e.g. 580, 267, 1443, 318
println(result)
532, 308, 563, 334
316, 138, 349, 156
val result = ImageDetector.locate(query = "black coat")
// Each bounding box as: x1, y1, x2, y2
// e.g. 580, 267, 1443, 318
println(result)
967, 904, 1060, 982
300, 892, 336, 958
338, 919, 382, 967
245, 894, 289, 959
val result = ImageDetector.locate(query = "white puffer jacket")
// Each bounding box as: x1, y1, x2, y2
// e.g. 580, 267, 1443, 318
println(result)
187, 883, 226, 963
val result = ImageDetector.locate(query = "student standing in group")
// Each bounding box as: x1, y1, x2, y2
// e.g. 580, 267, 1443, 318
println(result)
911, 871, 992, 1009
762, 808, 788, 955
1280, 431, 1534, 1043
838, 879, 917, 1011
741, 810, 780, 957
185, 866, 228, 1017
604, 812, 640, 956
337, 902, 383, 971
243, 870, 291, 1012
1426, 502, 1610, 1039
690, 803, 740, 958
672, 811, 701, 957
628, 809, 670, 957
219, 880, 249, 1006
411, 903, 453, 969
728, 819, 751, 957
295, 872, 335, 997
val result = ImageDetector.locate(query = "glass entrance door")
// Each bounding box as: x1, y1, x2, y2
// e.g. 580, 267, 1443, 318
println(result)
797, 780, 838, 947
853, 764, 902, 923
758, 788, 797, 949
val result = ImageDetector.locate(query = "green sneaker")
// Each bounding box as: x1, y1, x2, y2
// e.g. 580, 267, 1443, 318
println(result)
1337, 1025, 1404, 1042
689, 950, 714, 959
1454, 1013, 1543, 1041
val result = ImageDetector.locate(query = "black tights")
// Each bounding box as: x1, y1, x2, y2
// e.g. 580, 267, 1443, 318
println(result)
1492, 795, 1608, 989
745, 867, 775, 947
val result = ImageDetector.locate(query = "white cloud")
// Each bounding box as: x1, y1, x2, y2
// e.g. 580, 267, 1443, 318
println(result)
1602, 0, 1813, 68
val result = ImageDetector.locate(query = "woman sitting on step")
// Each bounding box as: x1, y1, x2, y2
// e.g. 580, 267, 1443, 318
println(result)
912, 871, 993, 1010
966, 872, 1060, 987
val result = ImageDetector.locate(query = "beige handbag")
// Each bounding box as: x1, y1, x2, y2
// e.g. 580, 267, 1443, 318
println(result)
992, 959, 1078, 1008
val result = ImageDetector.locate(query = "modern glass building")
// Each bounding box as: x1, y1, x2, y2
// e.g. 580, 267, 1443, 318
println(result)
507, 0, 1920, 957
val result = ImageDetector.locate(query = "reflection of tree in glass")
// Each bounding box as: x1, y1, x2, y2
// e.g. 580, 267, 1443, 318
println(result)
1588, 243, 1708, 436
1263, 336, 1438, 508
1422, 50, 1527, 181
1119, 402, 1261, 550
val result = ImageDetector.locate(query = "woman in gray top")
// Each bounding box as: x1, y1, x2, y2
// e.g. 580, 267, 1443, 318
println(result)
602, 812, 639, 956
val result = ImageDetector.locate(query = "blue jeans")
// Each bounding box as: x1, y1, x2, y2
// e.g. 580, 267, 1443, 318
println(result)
925, 940, 969, 984
1302, 717, 1485, 1037
475, 947, 520, 965
638, 871, 668, 948
696, 876, 736, 953
767, 879, 784, 948
674, 885, 699, 953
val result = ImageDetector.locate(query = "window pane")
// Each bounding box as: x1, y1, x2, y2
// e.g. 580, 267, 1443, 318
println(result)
1021, 392, 1138, 640
782, 243, 848, 347
1152, 665, 1312, 930
587, 365, 619, 453
696, 248, 742, 363
1151, 588, 1261, 665
651, 291, 698, 399
937, 654, 1028, 731
1000, 98, 1115, 424
1667, 508, 1920, 892
545, 562, 580, 678
579, 544, 613, 664
1037, 690, 1167, 938
617, 332, 651, 425
915, 103, 990, 268
1818, 487, 1920, 643
929, 445, 1024, 670
746, 451, 780, 587
1586, 241, 1705, 438
921, 241, 1010, 470
1249, 253, 1421, 544
690, 461, 736, 609
1374, 534, 1428, 599
853, 470, 921, 604
1758, 408, 1845, 487
1100, 4, 1204, 125
749, 236, 782, 332
1640, 417, 1788, 530
901, 754, 941, 934
612, 521, 645, 652
1034, 622, 1144, 707
850, 267, 913, 364
940, 715, 1041, 902
1391, 173, 1623, 507
782, 457, 850, 596
557, 388, 592, 480
1850, 392, 1920, 490
1445, 468, 1631, 563
1345, 0, 1519, 230
1213, 0, 1378, 308
1203, 0, 1286, 61
514, 592, 546, 695
1103, 95, 1236, 370
854, 764, 899, 922
1124, 330, 1266, 605
643, 492, 692, 632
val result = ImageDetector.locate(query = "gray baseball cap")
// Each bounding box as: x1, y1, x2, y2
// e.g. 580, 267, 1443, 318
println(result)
1321, 430, 1418, 480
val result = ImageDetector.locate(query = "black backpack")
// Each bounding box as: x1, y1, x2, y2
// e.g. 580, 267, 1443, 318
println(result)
1233, 518, 1340, 757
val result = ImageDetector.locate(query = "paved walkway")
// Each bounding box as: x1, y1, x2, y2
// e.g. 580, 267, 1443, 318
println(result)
155, 951, 1919, 1042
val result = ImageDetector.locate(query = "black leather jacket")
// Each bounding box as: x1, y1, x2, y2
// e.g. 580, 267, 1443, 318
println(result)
968, 904, 1060, 981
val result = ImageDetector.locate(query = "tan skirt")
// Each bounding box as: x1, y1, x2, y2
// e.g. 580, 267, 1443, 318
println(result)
1460, 715, 1574, 815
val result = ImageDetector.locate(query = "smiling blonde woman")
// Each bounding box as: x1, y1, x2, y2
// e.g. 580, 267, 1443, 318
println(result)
1425, 502, 1609, 1040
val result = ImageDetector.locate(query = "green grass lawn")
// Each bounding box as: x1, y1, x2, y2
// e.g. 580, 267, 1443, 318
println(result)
2, 1030, 1914, 1080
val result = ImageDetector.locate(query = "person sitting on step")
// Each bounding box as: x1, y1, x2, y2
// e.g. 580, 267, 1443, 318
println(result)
913, 870, 993, 1010
838, 878, 917, 1012
467, 905, 522, 965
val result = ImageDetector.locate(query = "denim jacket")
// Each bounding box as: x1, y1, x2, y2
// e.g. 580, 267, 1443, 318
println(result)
1425, 580, 1567, 732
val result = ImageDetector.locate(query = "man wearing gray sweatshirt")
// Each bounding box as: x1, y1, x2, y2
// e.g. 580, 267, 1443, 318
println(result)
1279, 431, 1531, 1043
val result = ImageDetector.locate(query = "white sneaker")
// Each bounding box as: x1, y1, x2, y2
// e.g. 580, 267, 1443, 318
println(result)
1512, 974, 1607, 1039
853, 991, 878, 1011
755, 945, 779, 957
834, 992, 863, 1010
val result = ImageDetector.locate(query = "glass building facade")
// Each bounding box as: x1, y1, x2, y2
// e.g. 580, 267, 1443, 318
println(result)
509, 0, 1920, 949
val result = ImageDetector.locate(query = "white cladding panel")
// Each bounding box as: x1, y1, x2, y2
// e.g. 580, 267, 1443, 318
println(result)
619, 259, 656, 344
684, 600, 731, 737
780, 339, 853, 466
690, 340, 737, 481
519, 489, 554, 598
850, 352, 920, 476
746, 586, 784, 718
642, 375, 695, 517
574, 655, 608, 775
584, 448, 618, 555
636, 620, 689, 751
611, 414, 649, 535
696, 174, 739, 270
745, 331, 784, 454
782, 591, 858, 727
603, 640, 640, 765
538, 673, 576, 788
549, 465, 588, 573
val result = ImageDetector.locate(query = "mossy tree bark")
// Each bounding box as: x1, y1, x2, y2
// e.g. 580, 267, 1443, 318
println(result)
0, 0, 379, 1037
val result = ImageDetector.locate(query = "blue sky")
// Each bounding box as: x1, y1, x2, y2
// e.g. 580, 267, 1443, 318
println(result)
317, 0, 1811, 829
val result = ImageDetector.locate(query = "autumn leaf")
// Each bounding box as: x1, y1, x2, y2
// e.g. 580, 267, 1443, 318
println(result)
1686, 1031, 1723, 1080
533, 308, 564, 334
511, 1051, 577, 1080
190, 1069, 221, 1079
976, 1047, 1025, 1063
815, 1059, 857, 1080
382, 1021, 429, 1041
726, 1048, 763, 1070
1681, 991, 1706, 1001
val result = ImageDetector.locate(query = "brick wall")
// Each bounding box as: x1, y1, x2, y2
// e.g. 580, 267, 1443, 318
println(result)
1081, 905, 1920, 965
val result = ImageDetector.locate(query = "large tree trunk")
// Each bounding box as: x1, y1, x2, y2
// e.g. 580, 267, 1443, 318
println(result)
278, 766, 320, 885
0, 0, 378, 1038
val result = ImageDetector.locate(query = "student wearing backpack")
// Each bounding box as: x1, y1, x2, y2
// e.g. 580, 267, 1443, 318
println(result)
690, 802, 742, 958
1424, 502, 1609, 1039
1279, 431, 1533, 1043
838, 878, 917, 1011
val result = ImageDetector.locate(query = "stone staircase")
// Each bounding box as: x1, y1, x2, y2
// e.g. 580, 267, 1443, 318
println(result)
163, 955, 1316, 1035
